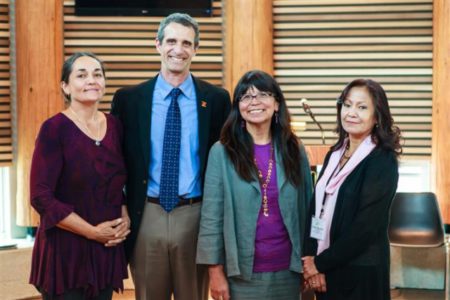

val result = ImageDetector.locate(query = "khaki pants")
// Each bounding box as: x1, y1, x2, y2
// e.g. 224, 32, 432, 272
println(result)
130, 202, 208, 300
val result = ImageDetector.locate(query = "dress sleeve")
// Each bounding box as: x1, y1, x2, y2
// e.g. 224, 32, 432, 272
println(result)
30, 120, 74, 231
196, 143, 226, 265
314, 151, 399, 272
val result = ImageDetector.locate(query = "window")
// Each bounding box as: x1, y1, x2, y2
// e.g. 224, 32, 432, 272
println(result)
397, 159, 431, 192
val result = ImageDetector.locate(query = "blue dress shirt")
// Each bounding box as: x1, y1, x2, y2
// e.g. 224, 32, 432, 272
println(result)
147, 74, 201, 198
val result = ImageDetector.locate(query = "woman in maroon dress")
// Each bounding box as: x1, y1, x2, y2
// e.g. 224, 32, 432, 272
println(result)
29, 52, 129, 300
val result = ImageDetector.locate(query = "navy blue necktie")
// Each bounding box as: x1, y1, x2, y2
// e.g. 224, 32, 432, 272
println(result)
159, 88, 182, 212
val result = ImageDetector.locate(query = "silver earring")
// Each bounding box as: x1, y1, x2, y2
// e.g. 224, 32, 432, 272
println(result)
275, 112, 279, 124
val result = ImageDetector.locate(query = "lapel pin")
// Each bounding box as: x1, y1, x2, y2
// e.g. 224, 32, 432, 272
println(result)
201, 101, 207, 108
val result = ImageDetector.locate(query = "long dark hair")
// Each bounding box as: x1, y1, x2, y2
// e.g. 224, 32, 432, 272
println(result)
220, 70, 302, 186
332, 78, 402, 158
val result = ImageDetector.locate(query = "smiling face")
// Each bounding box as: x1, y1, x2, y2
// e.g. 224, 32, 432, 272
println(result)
156, 22, 197, 79
341, 86, 377, 142
239, 86, 279, 131
61, 56, 105, 104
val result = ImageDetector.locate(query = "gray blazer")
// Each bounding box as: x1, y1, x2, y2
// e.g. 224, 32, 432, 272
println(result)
196, 142, 313, 280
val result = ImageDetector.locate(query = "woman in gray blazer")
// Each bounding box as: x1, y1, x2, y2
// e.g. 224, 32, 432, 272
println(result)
197, 70, 313, 300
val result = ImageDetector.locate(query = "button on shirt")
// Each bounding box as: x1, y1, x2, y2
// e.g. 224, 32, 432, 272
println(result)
147, 74, 201, 198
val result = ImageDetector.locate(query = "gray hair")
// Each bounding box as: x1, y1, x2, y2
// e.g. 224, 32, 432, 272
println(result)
157, 13, 200, 48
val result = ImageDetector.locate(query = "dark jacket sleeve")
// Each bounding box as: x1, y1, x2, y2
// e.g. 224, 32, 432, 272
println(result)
110, 88, 123, 118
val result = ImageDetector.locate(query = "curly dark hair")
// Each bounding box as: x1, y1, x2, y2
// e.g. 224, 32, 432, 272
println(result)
333, 78, 402, 158
220, 70, 303, 186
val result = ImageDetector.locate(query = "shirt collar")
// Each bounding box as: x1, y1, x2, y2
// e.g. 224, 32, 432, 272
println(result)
156, 73, 195, 101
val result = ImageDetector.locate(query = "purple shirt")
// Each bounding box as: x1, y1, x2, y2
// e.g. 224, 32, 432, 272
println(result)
253, 143, 292, 272
29, 113, 128, 298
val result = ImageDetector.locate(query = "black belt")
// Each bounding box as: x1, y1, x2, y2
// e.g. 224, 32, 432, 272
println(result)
147, 196, 202, 207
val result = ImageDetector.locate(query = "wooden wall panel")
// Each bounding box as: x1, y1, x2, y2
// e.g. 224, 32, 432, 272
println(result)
15, 0, 64, 226
273, 0, 433, 158
431, 0, 450, 222
0, 0, 11, 166
223, 0, 273, 93
63, 0, 225, 111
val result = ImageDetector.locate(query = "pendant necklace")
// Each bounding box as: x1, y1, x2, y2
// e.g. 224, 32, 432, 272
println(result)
339, 143, 353, 170
254, 143, 274, 217
343, 143, 352, 159
69, 107, 101, 146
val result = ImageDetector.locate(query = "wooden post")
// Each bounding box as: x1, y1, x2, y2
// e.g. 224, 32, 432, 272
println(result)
15, 0, 64, 226
223, 0, 273, 96
431, 0, 450, 223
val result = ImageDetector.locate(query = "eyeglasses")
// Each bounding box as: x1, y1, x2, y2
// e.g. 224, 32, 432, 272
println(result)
239, 92, 274, 104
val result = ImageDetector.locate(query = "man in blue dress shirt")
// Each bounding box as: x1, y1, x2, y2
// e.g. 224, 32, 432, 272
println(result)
111, 13, 231, 300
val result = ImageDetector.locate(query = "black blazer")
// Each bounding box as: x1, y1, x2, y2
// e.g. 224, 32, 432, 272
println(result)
304, 148, 399, 300
111, 75, 231, 259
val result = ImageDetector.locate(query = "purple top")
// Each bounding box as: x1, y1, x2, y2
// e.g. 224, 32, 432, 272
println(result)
29, 113, 128, 298
253, 143, 292, 272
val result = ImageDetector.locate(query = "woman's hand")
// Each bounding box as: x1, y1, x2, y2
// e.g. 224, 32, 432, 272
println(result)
208, 265, 230, 300
105, 206, 131, 247
301, 274, 311, 292
88, 218, 126, 246
302, 256, 319, 280
57, 212, 128, 247
302, 256, 326, 292
308, 273, 327, 293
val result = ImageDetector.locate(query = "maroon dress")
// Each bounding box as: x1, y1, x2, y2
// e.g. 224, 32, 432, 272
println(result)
29, 113, 128, 299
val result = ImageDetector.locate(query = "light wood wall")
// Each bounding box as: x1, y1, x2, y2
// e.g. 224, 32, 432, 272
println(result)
15, 0, 64, 226
273, 0, 433, 158
224, 0, 274, 94
9, 0, 450, 224
63, 0, 225, 111
432, 0, 450, 221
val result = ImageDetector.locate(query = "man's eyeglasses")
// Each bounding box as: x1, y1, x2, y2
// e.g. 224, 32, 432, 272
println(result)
239, 92, 274, 104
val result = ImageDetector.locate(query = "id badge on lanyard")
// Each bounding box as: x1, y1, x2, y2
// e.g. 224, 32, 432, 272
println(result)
310, 162, 340, 241
310, 216, 326, 240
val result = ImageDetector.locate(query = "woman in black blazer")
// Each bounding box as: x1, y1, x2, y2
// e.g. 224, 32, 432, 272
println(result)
302, 79, 402, 300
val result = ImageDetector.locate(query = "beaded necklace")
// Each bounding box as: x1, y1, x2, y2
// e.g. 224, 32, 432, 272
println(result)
254, 143, 274, 217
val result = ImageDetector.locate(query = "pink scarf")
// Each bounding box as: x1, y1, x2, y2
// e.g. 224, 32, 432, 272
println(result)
314, 135, 376, 254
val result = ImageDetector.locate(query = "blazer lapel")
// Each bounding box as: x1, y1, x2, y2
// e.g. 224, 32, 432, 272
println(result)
250, 177, 260, 192
137, 77, 158, 168
193, 76, 211, 172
